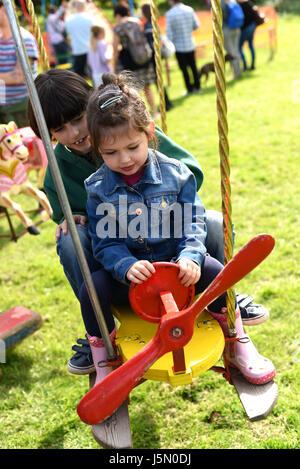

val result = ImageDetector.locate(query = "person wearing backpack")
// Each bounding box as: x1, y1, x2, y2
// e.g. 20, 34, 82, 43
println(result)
112, 3, 159, 119
221, 0, 244, 79
141, 2, 173, 111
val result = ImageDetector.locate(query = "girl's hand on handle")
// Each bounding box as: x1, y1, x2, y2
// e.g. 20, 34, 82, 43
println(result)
55, 215, 87, 242
126, 260, 156, 284
176, 258, 201, 287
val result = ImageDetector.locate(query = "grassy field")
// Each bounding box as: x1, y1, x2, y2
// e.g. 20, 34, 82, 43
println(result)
0, 13, 300, 450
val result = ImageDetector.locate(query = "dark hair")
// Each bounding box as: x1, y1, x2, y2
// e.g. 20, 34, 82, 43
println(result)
86, 72, 156, 156
91, 25, 105, 37
27, 69, 92, 138
141, 3, 151, 22
48, 5, 57, 14
113, 4, 130, 17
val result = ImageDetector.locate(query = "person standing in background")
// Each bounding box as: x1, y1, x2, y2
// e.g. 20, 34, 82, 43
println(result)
46, 1, 69, 65
113, 3, 159, 119
65, 0, 93, 77
166, 0, 200, 95
87, 25, 112, 87
141, 3, 173, 111
221, 0, 242, 79
237, 0, 257, 71
0, 0, 39, 127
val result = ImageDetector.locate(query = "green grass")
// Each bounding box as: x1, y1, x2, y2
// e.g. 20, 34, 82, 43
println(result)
1, 15, 300, 449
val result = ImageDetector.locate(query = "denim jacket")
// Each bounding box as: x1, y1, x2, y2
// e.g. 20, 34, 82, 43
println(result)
85, 150, 207, 283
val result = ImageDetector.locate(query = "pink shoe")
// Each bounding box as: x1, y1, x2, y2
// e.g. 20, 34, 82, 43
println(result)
209, 309, 276, 385
87, 327, 116, 385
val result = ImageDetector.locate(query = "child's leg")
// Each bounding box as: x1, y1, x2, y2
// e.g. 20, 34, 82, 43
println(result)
195, 255, 275, 384
79, 269, 129, 384
56, 224, 102, 299
194, 255, 235, 313
79, 269, 117, 337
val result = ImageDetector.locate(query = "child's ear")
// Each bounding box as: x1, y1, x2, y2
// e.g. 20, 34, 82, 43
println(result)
147, 120, 156, 140
87, 135, 96, 152
88, 135, 94, 149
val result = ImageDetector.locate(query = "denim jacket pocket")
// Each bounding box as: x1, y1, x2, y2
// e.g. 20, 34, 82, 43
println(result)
145, 193, 181, 239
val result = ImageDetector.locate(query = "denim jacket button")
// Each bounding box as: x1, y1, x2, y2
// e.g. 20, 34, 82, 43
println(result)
137, 237, 144, 243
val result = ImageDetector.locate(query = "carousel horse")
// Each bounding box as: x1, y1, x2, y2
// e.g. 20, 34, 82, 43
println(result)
18, 126, 48, 191
0, 121, 52, 235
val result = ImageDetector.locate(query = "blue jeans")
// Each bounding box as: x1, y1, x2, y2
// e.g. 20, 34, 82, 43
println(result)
56, 224, 102, 299
56, 210, 233, 300
239, 22, 256, 70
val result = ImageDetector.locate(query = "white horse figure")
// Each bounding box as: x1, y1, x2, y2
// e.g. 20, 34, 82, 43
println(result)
0, 121, 52, 235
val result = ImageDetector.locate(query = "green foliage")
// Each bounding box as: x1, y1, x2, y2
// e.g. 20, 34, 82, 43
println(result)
0, 13, 300, 450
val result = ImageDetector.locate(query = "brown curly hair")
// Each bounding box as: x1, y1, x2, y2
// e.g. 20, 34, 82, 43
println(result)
86, 72, 157, 157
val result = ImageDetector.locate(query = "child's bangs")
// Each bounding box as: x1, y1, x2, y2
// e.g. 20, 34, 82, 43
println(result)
98, 120, 140, 145
46, 90, 87, 131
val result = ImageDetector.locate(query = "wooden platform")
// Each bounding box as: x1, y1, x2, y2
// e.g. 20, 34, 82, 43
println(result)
0, 306, 43, 349
230, 368, 278, 422
89, 372, 133, 449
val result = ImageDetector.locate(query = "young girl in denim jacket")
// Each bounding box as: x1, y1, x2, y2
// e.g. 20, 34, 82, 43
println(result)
81, 72, 275, 387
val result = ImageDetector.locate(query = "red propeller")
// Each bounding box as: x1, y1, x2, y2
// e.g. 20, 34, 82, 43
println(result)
77, 234, 275, 425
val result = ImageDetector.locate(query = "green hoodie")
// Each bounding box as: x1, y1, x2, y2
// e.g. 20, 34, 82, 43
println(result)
44, 126, 204, 224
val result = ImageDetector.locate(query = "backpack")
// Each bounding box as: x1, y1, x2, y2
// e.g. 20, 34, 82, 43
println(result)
226, 1, 245, 29
124, 18, 152, 66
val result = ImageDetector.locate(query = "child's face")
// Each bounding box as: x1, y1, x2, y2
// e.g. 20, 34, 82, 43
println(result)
97, 122, 155, 176
50, 112, 91, 154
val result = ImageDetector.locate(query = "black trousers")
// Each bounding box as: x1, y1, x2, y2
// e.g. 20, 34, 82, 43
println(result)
53, 41, 69, 65
175, 50, 200, 93
72, 53, 87, 77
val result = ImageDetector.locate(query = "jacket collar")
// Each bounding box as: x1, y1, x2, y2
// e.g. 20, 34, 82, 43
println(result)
56, 142, 96, 170
104, 149, 162, 195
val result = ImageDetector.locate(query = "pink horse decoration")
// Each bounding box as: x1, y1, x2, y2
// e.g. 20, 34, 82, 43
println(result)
18, 126, 48, 190
0, 121, 52, 235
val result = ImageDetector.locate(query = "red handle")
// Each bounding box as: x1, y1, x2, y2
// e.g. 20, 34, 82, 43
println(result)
77, 234, 275, 425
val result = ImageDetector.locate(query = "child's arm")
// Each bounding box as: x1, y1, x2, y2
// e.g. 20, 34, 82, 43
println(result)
43, 173, 64, 224
98, 42, 110, 65
86, 190, 139, 284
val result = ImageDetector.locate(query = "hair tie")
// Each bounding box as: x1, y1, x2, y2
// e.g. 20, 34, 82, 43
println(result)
98, 90, 123, 110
